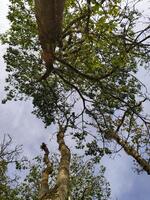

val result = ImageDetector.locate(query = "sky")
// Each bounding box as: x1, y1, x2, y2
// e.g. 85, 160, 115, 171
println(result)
0, 1, 150, 200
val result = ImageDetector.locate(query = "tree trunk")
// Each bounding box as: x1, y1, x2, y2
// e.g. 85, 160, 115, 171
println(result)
55, 125, 71, 200
39, 125, 71, 200
34, 0, 65, 54
34, 0, 66, 79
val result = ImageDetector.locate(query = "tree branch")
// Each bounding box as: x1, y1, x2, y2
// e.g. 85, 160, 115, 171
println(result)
105, 131, 150, 175
39, 143, 53, 199
55, 57, 115, 82
56, 124, 71, 200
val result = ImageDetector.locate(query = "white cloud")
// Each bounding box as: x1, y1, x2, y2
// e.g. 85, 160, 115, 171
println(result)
0, 1, 10, 34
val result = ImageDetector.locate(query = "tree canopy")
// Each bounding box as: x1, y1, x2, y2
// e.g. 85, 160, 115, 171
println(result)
1, 0, 150, 175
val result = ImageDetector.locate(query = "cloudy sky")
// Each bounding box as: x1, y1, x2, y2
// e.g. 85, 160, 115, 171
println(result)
0, 1, 150, 200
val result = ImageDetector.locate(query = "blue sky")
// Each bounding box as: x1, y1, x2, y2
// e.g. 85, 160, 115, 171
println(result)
0, 1, 150, 199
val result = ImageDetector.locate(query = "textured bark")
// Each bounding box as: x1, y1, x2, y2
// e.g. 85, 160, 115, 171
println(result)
106, 132, 150, 174
34, 0, 65, 59
55, 125, 71, 200
39, 143, 53, 199
34, 0, 66, 80
39, 125, 71, 200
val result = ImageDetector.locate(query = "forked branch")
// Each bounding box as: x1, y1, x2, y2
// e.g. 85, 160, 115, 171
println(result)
39, 124, 71, 200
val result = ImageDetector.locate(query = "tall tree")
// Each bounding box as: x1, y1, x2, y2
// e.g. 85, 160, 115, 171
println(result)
1, 0, 150, 175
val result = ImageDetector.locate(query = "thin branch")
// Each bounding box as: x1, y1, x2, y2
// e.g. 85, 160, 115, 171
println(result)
62, 13, 87, 38
55, 70, 87, 110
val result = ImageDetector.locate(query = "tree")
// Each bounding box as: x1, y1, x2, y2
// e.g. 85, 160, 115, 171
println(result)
0, 135, 110, 200
0, 135, 25, 200
0, 0, 150, 193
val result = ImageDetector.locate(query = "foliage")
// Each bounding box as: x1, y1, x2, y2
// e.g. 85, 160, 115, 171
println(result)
16, 155, 111, 200
0, 135, 25, 200
1, 0, 150, 173
69, 155, 111, 200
